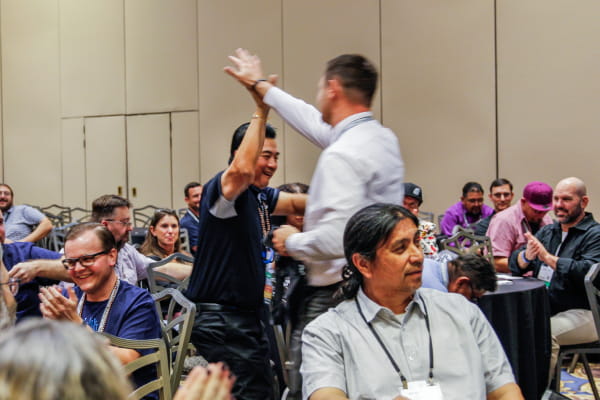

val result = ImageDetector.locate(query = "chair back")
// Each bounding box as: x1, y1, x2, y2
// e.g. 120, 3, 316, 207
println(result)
177, 208, 187, 219
133, 205, 163, 228
418, 210, 434, 223
585, 263, 600, 337
45, 222, 78, 252
40, 204, 72, 226
179, 228, 191, 254
439, 226, 494, 265
146, 253, 194, 294
101, 333, 172, 400
70, 207, 92, 222
152, 288, 196, 389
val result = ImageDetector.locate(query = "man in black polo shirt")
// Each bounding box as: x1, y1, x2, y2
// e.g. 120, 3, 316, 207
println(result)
185, 57, 306, 400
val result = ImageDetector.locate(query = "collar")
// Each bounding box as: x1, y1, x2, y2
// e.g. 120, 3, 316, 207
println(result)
330, 111, 373, 142
356, 287, 426, 323
186, 208, 199, 221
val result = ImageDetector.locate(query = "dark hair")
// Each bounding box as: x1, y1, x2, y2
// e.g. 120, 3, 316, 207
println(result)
339, 203, 419, 299
228, 122, 277, 164
91, 195, 131, 222
65, 222, 117, 253
489, 178, 513, 192
0, 184, 13, 197
184, 182, 202, 198
462, 182, 484, 197
271, 183, 309, 227
139, 209, 181, 259
325, 54, 378, 107
447, 254, 497, 293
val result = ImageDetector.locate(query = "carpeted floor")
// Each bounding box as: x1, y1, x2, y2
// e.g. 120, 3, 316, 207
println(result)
559, 363, 600, 399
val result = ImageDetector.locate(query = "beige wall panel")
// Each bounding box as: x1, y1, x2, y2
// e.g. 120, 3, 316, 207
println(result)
381, 0, 497, 216
1, 0, 62, 206
126, 114, 172, 208
197, 0, 283, 186
125, 0, 198, 114
497, 0, 600, 215
61, 118, 86, 207
171, 111, 200, 210
59, 0, 125, 117
85, 116, 127, 205
281, 0, 381, 185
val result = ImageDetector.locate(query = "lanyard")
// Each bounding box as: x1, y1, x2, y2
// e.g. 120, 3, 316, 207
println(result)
186, 209, 199, 224
77, 279, 120, 333
355, 297, 434, 389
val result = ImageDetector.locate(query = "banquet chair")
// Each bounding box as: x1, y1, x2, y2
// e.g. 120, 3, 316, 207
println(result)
178, 228, 191, 254
101, 333, 172, 400
133, 205, 162, 228
40, 204, 72, 226
554, 263, 600, 400
146, 253, 193, 294
439, 226, 494, 266
418, 210, 434, 223
70, 207, 92, 222
152, 288, 196, 390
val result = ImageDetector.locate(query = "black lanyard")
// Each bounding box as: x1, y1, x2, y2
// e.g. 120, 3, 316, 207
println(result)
355, 296, 434, 390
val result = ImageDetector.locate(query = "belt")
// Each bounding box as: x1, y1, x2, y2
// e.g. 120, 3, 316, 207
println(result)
195, 302, 256, 313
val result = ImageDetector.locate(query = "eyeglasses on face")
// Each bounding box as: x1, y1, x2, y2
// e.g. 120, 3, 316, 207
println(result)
62, 250, 110, 270
104, 218, 133, 227
0, 277, 19, 296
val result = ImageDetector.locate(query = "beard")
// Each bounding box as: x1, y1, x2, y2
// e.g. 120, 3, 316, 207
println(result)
557, 203, 584, 225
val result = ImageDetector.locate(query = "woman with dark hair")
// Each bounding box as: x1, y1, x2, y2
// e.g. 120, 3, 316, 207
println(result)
139, 209, 190, 261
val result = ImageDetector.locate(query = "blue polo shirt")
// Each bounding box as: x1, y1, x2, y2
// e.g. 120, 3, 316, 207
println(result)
3, 242, 61, 321
185, 171, 279, 310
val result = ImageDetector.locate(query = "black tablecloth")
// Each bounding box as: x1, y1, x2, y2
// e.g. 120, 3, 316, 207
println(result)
479, 278, 551, 400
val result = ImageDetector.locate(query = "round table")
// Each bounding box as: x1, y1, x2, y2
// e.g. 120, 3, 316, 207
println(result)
478, 278, 551, 400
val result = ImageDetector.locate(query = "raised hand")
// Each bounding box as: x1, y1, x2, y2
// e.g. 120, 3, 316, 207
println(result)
39, 286, 81, 323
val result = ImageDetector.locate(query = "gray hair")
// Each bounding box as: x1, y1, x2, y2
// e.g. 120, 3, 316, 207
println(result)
0, 319, 131, 400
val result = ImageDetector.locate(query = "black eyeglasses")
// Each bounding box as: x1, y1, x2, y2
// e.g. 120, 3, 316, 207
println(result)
62, 250, 110, 270
0, 277, 19, 295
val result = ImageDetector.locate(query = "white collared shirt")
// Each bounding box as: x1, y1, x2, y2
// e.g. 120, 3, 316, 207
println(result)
301, 288, 515, 400
264, 87, 405, 286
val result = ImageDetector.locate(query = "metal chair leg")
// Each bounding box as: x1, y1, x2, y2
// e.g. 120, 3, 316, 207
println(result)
581, 354, 600, 400
568, 353, 580, 373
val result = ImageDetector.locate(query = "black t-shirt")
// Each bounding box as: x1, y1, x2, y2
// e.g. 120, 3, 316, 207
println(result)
185, 171, 279, 310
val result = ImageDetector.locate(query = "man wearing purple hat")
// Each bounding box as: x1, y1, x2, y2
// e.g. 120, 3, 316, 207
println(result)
509, 177, 600, 378
486, 181, 554, 272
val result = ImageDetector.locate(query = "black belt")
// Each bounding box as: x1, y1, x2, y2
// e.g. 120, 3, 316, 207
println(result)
195, 302, 256, 313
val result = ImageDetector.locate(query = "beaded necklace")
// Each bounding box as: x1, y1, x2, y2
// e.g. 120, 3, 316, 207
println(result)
257, 192, 271, 237
77, 279, 120, 333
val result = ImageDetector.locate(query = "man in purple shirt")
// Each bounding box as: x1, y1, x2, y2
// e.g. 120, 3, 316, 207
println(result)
440, 182, 494, 236
486, 181, 554, 272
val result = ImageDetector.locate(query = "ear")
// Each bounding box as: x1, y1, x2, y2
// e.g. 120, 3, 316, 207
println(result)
449, 276, 470, 295
149, 225, 156, 236
582, 195, 590, 209
100, 220, 109, 228
352, 253, 373, 279
107, 248, 118, 267
327, 78, 343, 99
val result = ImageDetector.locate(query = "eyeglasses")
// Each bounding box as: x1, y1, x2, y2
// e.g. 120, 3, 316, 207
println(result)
62, 250, 110, 270
104, 219, 133, 227
0, 277, 19, 296
155, 209, 177, 216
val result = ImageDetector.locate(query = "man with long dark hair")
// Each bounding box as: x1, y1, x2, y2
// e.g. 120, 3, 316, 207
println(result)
301, 203, 522, 400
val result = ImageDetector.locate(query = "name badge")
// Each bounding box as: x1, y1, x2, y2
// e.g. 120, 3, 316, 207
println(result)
538, 264, 554, 283
400, 380, 444, 400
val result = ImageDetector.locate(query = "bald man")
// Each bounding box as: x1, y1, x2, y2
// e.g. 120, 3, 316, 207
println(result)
510, 177, 600, 378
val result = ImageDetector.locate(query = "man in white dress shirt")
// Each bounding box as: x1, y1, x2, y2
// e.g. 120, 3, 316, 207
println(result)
225, 48, 405, 399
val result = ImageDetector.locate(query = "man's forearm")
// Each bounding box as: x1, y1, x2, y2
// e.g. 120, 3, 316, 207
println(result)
35, 259, 71, 281
21, 219, 53, 243
493, 257, 509, 273
487, 382, 524, 400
